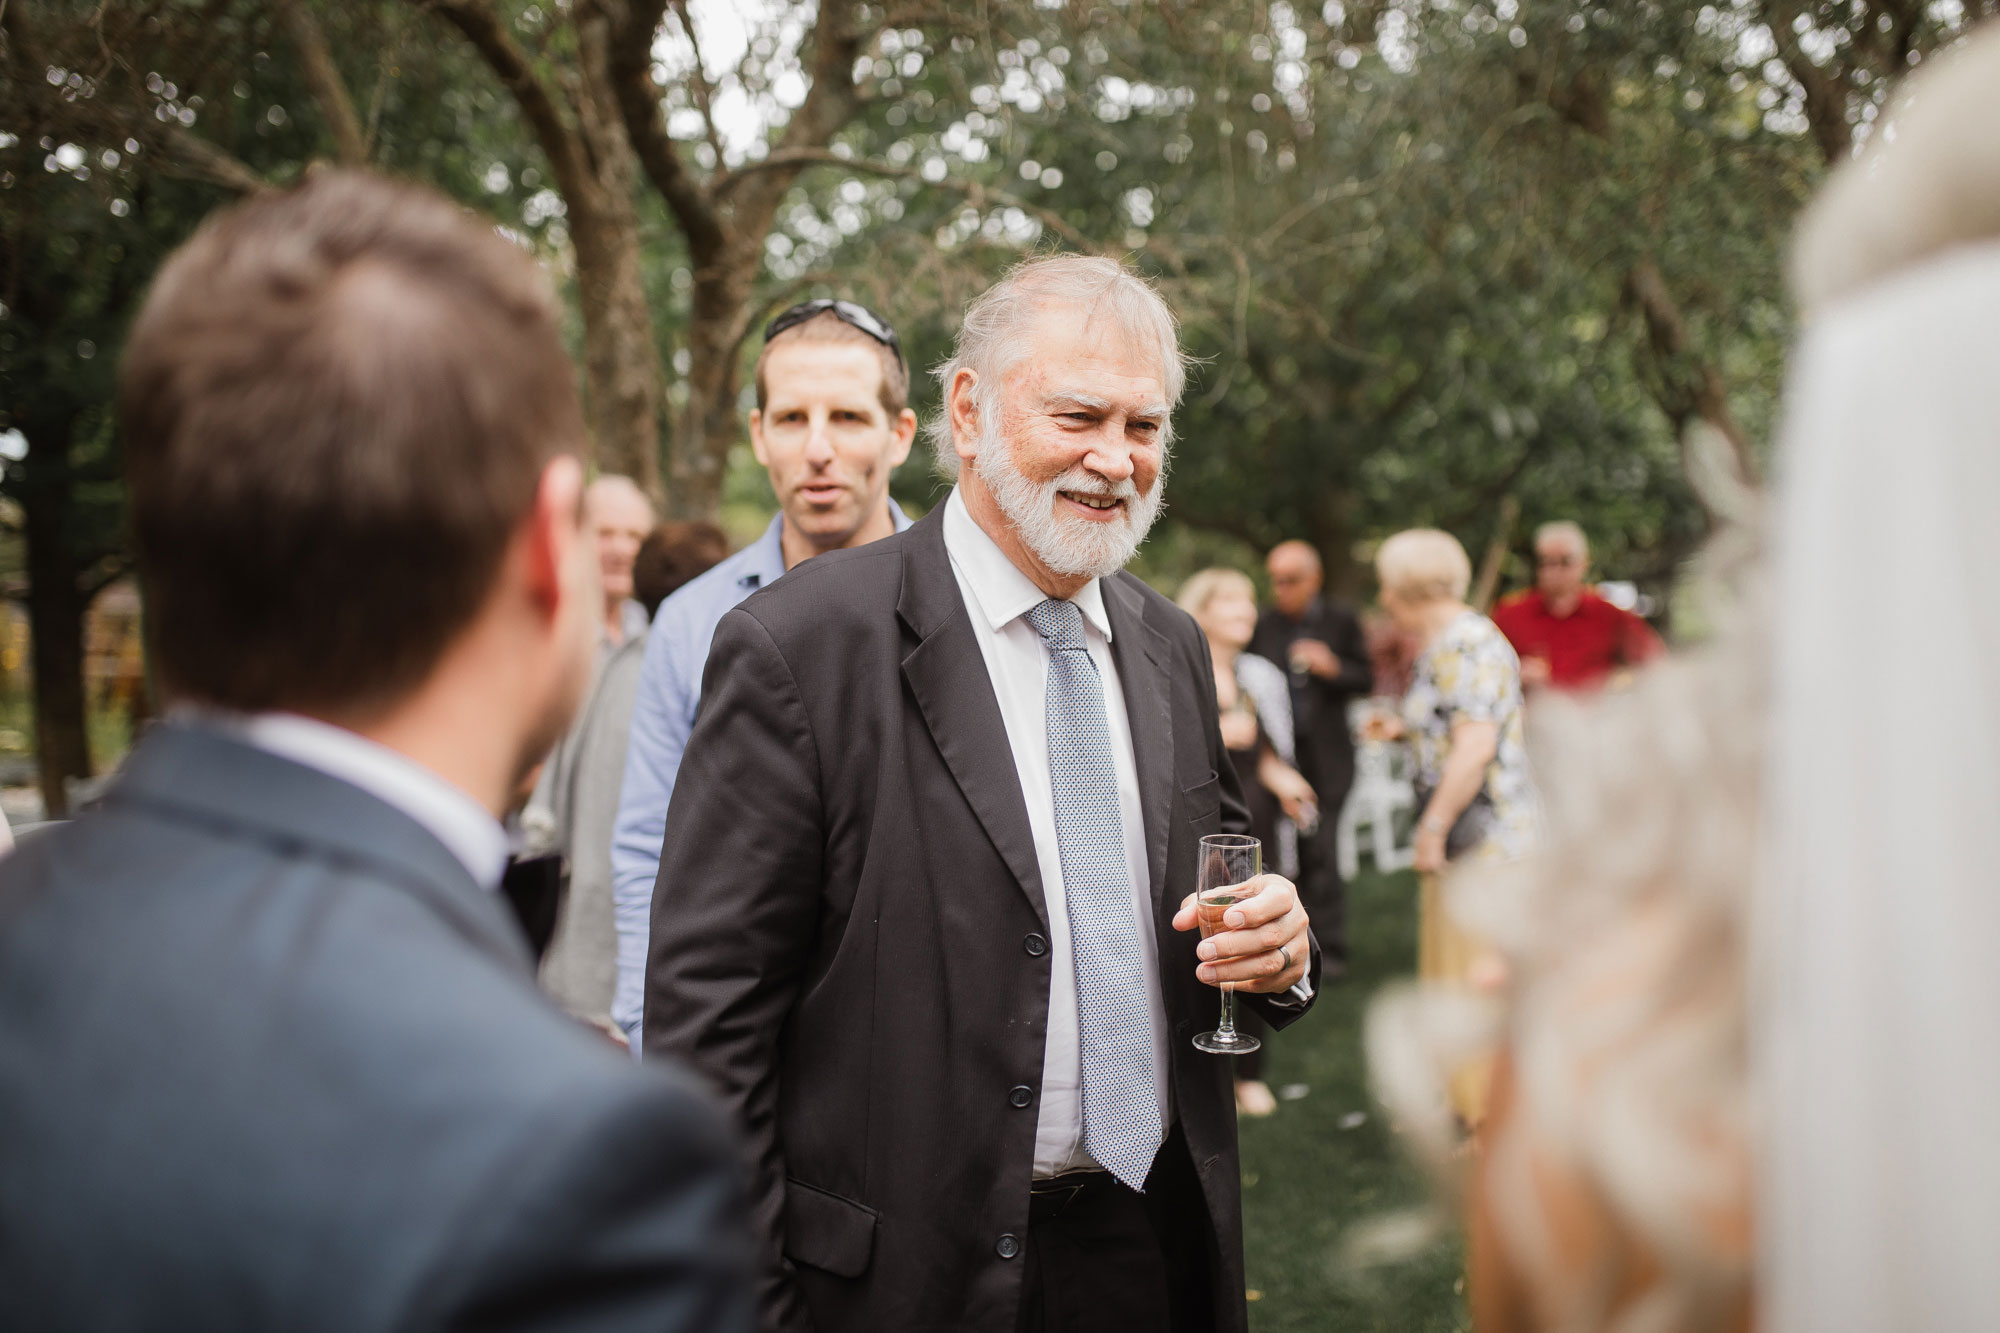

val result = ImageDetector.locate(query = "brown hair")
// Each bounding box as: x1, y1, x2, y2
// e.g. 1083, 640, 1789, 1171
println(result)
752, 309, 908, 419
120, 168, 582, 715
632, 520, 731, 617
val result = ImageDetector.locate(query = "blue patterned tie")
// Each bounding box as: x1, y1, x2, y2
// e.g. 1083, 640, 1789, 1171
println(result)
1025, 598, 1162, 1191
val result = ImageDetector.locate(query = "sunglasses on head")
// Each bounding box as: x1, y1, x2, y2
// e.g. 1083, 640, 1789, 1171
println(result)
763, 299, 904, 368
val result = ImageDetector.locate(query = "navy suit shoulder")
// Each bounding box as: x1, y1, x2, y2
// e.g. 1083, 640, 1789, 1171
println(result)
0, 727, 752, 1333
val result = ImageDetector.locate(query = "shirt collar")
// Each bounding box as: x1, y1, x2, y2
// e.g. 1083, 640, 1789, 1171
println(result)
942, 487, 1112, 640
614, 598, 650, 643
741, 516, 789, 592
750, 499, 917, 589
173, 706, 511, 891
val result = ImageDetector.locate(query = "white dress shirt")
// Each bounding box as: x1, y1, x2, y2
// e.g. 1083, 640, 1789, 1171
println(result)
180, 708, 511, 891
941, 488, 1170, 1178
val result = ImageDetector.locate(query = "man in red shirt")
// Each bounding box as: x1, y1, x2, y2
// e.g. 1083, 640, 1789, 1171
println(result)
1492, 521, 1663, 691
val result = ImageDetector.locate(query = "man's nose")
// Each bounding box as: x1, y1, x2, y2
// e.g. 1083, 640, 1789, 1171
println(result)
803, 415, 837, 463
1084, 434, 1137, 483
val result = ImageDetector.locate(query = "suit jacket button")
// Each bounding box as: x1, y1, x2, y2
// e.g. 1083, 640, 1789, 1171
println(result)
996, 1233, 1021, 1260
1023, 932, 1048, 956
1009, 1085, 1033, 1108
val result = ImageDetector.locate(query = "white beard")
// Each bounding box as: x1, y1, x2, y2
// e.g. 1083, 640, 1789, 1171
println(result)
974, 425, 1165, 579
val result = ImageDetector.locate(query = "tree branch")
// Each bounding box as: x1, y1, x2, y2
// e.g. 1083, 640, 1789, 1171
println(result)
666, 0, 728, 168
1624, 258, 1760, 493
724, 147, 1100, 251
277, 0, 367, 165
602, 0, 723, 258
698, 0, 880, 246
417, 0, 591, 204
1762, 0, 1853, 165
152, 120, 266, 193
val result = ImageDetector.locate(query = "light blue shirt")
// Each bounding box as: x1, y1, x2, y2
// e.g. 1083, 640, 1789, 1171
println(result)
610, 504, 910, 1041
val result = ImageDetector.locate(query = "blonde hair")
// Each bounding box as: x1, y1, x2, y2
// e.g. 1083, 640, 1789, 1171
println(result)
1366, 27, 2000, 1333
1790, 24, 2000, 313
1375, 528, 1472, 605
1175, 567, 1255, 619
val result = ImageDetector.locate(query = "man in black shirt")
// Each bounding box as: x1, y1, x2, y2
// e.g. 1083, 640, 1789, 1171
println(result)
1251, 540, 1373, 970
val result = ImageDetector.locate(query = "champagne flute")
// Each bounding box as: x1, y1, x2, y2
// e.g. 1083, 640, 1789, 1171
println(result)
1192, 833, 1263, 1055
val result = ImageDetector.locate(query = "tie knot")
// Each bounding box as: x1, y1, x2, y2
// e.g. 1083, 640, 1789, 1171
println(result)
1026, 598, 1088, 652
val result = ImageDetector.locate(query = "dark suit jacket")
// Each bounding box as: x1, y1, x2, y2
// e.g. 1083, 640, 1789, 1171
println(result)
645, 509, 1319, 1333
1251, 597, 1374, 802
0, 723, 752, 1332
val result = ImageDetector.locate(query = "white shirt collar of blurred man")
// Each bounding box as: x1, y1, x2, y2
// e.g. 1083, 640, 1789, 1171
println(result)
171, 705, 510, 891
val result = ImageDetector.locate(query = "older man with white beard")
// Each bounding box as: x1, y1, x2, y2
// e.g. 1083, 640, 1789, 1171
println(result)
643, 255, 1318, 1333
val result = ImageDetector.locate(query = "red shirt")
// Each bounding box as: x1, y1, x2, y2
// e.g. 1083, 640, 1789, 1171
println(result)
1490, 589, 1663, 691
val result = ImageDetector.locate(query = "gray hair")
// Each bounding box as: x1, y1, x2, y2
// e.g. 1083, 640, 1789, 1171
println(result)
926, 254, 1190, 479
1533, 519, 1589, 560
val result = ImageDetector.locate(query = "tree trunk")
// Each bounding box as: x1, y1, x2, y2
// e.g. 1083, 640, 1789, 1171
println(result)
421, 0, 668, 498
568, 194, 665, 493
1624, 258, 1760, 504
569, 9, 666, 496
21, 422, 90, 820
671, 250, 760, 519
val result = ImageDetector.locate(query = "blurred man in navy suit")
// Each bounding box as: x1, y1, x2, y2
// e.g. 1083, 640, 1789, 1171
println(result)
0, 170, 751, 1332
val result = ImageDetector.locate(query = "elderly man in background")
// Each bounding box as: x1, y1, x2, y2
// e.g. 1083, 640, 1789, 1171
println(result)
526, 474, 656, 1022
645, 256, 1317, 1333
589, 475, 656, 646
1250, 539, 1371, 973
1492, 520, 1662, 692
610, 300, 916, 1046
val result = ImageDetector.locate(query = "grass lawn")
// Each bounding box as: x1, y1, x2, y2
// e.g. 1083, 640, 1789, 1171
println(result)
1238, 866, 1467, 1331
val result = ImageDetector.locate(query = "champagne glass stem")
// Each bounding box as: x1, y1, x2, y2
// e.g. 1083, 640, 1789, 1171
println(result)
1217, 983, 1236, 1041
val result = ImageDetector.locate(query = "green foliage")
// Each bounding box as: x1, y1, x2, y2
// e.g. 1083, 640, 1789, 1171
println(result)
1239, 867, 1466, 1331
8, 0, 1989, 618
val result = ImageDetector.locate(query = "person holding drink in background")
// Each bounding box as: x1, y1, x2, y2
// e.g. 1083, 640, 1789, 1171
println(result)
1251, 540, 1373, 972
1178, 568, 1317, 1117
1366, 528, 1537, 1126
642, 256, 1316, 1333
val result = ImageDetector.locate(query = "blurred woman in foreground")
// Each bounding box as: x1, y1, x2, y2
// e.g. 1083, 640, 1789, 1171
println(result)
1178, 567, 1316, 1117
1368, 23, 2000, 1332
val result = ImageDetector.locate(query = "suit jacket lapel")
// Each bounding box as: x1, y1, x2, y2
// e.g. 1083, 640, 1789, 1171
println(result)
896, 513, 1050, 929
1103, 574, 1175, 912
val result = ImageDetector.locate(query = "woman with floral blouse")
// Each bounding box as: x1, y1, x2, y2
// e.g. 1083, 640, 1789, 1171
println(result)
1367, 528, 1537, 1124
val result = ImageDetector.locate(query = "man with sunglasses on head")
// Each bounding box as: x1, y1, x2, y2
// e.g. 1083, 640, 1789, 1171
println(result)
609, 300, 916, 1046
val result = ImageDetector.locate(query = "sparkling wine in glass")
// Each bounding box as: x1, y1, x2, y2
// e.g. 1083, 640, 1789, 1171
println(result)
1192, 833, 1263, 1055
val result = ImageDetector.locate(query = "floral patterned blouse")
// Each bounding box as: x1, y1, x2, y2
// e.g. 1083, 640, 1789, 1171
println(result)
1401, 610, 1538, 863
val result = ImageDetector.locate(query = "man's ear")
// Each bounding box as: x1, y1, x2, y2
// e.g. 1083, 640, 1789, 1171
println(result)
888, 407, 918, 469
524, 454, 587, 614
947, 368, 981, 466
748, 408, 770, 468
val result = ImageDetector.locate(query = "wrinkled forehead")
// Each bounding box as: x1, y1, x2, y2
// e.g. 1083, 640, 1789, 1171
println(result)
1005, 302, 1171, 407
